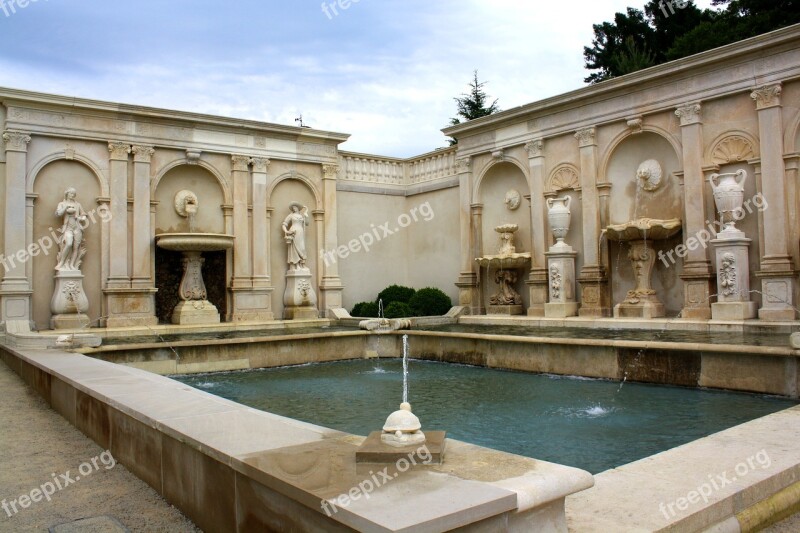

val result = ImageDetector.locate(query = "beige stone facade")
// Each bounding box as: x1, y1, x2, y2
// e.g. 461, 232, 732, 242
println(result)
3, 25, 800, 329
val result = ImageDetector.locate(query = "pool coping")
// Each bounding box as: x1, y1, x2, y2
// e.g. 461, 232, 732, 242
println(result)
0, 342, 594, 532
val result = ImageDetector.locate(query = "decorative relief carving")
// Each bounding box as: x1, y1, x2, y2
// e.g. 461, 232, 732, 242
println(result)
575, 128, 596, 147
550, 264, 562, 299
751, 84, 781, 110
3, 131, 32, 152
636, 160, 663, 192
711, 136, 756, 165
108, 141, 131, 160
231, 154, 251, 171
675, 103, 702, 126
547, 164, 581, 193
491, 149, 505, 161
719, 252, 737, 297
582, 286, 600, 305
300, 142, 336, 156
524, 139, 544, 158
132, 145, 155, 163
254, 136, 267, 148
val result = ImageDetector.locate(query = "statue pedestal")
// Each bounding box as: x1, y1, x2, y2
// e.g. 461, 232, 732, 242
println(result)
172, 300, 221, 325
283, 267, 318, 320
711, 228, 757, 320
545, 245, 578, 318
50, 270, 90, 330
487, 304, 524, 315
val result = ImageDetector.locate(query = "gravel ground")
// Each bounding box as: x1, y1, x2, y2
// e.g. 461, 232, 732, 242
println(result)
0, 360, 199, 532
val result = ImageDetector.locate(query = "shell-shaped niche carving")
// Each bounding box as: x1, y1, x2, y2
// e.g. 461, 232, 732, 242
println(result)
547, 164, 580, 193
712, 136, 756, 165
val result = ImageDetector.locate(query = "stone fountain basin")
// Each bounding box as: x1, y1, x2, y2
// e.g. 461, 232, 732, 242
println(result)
605, 218, 682, 242
155, 233, 235, 252
475, 253, 531, 269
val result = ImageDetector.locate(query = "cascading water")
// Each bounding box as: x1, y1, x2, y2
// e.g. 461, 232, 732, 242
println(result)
402, 333, 409, 404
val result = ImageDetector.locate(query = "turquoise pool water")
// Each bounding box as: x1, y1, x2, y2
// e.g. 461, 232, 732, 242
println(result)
175, 359, 797, 473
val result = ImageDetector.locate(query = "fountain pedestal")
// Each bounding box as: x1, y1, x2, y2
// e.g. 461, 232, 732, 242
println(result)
606, 219, 682, 320
283, 267, 319, 319
155, 233, 235, 325
710, 228, 757, 320
475, 224, 531, 316
50, 269, 90, 329
545, 247, 579, 318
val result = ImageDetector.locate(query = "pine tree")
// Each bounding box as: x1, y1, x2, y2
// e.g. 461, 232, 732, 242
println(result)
448, 71, 500, 145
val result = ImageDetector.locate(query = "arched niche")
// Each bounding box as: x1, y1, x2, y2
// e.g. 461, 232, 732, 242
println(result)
605, 132, 684, 316
269, 177, 319, 319
475, 161, 531, 310
153, 165, 228, 323
31, 160, 103, 330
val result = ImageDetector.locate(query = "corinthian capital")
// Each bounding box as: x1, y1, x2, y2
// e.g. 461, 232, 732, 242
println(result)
3, 130, 32, 152
132, 144, 155, 163
231, 154, 251, 171
675, 103, 702, 126
108, 141, 131, 160
751, 84, 782, 110
322, 164, 339, 179
524, 139, 544, 158
574, 128, 596, 148
251, 157, 270, 173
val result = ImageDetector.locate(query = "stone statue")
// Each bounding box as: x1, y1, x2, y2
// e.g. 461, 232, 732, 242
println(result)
490, 270, 522, 305
282, 202, 309, 270
719, 252, 737, 297
55, 187, 88, 271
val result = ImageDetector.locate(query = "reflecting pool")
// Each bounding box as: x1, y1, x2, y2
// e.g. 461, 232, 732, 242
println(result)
175, 359, 797, 473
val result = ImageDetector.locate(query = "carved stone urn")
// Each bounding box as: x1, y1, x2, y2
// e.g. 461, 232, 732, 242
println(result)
547, 196, 572, 249
709, 170, 747, 232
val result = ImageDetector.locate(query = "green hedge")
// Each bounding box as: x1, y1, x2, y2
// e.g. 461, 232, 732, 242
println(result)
410, 287, 452, 316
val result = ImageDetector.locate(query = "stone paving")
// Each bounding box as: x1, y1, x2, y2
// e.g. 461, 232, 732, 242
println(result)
0, 360, 198, 532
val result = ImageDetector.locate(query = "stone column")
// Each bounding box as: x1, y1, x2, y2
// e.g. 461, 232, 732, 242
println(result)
104, 144, 158, 327
230, 154, 252, 289
131, 145, 154, 288
575, 127, 610, 316
455, 158, 481, 314
524, 139, 548, 316
751, 84, 796, 320
470, 203, 485, 315
318, 164, 344, 314
107, 142, 131, 290
675, 104, 714, 318
1, 131, 32, 325
251, 157, 270, 289
229, 155, 273, 321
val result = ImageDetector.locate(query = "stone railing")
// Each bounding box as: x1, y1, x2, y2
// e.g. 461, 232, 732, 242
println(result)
338, 146, 458, 187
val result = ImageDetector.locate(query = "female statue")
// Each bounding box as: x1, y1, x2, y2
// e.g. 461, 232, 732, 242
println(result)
282, 202, 309, 270
55, 187, 88, 271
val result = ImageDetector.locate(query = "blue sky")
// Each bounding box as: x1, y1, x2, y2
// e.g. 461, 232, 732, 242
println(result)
0, 0, 715, 157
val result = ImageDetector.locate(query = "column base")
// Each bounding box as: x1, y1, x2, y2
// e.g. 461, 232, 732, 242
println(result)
680, 273, 714, 319
578, 271, 611, 317
712, 301, 757, 320
229, 287, 274, 322
456, 274, 482, 315
319, 276, 344, 315
525, 268, 548, 317
172, 300, 221, 325
104, 288, 158, 328
545, 302, 579, 318
614, 294, 666, 319
756, 273, 797, 321
0, 287, 32, 324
